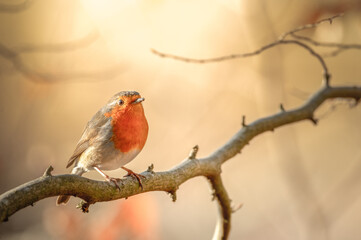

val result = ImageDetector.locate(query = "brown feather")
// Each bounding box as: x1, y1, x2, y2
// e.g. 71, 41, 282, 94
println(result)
66, 107, 110, 168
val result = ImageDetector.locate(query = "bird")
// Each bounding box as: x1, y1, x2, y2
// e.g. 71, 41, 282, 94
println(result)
56, 91, 149, 205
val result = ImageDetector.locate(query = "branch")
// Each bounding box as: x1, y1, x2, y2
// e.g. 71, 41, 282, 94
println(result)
208, 175, 232, 240
14, 30, 100, 53
278, 13, 344, 40
152, 39, 331, 82
0, 0, 33, 13
1, 85, 360, 238
290, 33, 361, 57
151, 13, 361, 83
1, 12, 361, 240
151, 14, 346, 63
0, 30, 123, 83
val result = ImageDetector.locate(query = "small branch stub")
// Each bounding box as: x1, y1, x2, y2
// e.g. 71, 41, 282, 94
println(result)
76, 201, 90, 213
309, 116, 319, 125
188, 145, 199, 160
147, 163, 155, 174
168, 190, 177, 202
43, 166, 54, 177
242, 115, 247, 127
280, 103, 285, 112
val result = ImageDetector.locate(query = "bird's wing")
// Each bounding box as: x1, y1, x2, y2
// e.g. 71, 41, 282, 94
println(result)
66, 109, 110, 168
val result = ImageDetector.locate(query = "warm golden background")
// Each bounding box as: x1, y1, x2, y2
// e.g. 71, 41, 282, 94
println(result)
0, 0, 361, 239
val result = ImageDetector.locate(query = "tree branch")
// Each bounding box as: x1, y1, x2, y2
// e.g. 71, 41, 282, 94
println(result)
0, 30, 124, 83
152, 39, 331, 82
208, 175, 232, 240
152, 14, 346, 63
0, 0, 33, 13
290, 33, 361, 57
151, 13, 361, 83
14, 30, 100, 53
1, 85, 360, 240
1, 12, 361, 240
278, 13, 344, 40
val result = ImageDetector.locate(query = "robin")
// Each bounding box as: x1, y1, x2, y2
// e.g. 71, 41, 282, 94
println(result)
56, 91, 149, 205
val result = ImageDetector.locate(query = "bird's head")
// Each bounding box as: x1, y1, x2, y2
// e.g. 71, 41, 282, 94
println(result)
104, 91, 145, 117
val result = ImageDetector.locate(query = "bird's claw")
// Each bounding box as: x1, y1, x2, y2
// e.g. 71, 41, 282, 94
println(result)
106, 177, 122, 191
121, 167, 145, 190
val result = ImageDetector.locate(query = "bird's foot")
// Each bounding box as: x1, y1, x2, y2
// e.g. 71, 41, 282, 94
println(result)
121, 166, 145, 190
106, 177, 123, 191
94, 166, 123, 191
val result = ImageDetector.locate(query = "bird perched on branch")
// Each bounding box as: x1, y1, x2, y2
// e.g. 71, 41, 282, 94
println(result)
57, 91, 149, 205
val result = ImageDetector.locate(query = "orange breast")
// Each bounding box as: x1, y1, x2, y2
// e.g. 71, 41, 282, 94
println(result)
109, 105, 148, 153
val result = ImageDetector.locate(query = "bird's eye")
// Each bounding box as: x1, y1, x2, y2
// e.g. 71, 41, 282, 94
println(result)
118, 99, 124, 105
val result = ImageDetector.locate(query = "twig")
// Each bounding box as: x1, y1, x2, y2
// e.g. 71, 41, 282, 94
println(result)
279, 14, 344, 40
208, 175, 232, 240
209, 85, 361, 166
152, 14, 345, 63
152, 39, 331, 82
291, 33, 361, 50
151, 14, 360, 83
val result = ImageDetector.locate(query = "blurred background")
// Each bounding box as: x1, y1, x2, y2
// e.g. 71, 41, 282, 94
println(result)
0, 0, 361, 239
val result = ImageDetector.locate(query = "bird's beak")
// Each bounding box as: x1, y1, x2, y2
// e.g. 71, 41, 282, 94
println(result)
132, 97, 145, 104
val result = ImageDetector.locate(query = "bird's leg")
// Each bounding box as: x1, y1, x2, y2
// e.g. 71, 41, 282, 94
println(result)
94, 166, 122, 191
121, 166, 145, 189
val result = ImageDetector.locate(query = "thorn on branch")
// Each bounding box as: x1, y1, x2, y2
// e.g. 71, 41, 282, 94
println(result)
309, 116, 319, 125
242, 115, 247, 127
43, 166, 54, 177
280, 103, 285, 112
147, 164, 155, 174
168, 190, 177, 202
76, 201, 90, 213
188, 145, 199, 160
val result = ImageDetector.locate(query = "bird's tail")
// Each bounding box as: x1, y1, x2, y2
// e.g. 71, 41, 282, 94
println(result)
56, 167, 85, 206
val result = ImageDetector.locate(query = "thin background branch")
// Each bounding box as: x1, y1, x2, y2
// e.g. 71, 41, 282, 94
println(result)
14, 30, 100, 53
0, 0, 33, 13
152, 13, 361, 82
0, 30, 125, 83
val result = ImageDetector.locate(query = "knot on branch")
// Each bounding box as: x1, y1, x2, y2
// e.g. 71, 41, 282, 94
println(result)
76, 201, 90, 213
42, 166, 54, 177
147, 163, 155, 174
188, 145, 199, 160
168, 190, 177, 202
280, 103, 286, 112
